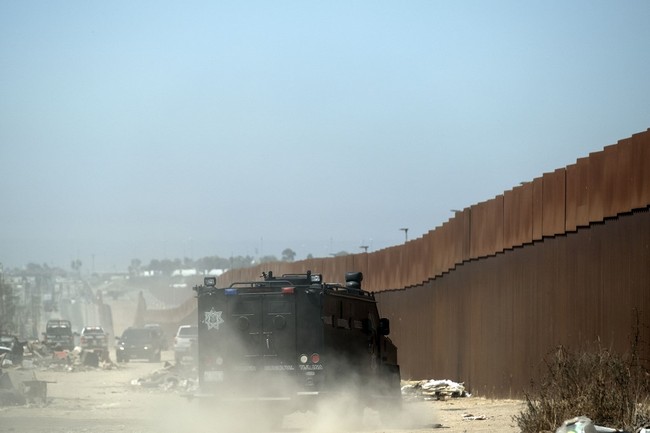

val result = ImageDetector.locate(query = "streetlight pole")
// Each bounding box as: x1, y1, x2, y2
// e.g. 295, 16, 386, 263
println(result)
399, 228, 409, 243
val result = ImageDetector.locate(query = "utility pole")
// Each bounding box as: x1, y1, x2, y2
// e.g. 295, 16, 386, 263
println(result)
399, 227, 409, 243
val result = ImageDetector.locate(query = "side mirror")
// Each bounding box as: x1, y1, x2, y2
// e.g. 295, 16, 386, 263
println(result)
378, 318, 390, 336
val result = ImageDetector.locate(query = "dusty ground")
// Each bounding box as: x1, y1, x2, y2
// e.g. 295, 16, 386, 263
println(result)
1, 296, 526, 432
424, 396, 525, 432
0, 350, 525, 433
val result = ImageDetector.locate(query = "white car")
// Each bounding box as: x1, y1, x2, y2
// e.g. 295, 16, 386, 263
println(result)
80, 326, 109, 351
173, 325, 198, 363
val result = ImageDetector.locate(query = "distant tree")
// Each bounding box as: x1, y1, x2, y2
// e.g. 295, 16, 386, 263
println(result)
229, 255, 256, 269
332, 251, 349, 257
147, 259, 161, 272
195, 255, 231, 271
306, 254, 314, 259
26, 263, 46, 274
165, 258, 182, 274
71, 259, 82, 274
26, 263, 40, 273
145, 258, 181, 276
129, 258, 142, 276
259, 255, 279, 264
143, 254, 257, 275
282, 248, 296, 262
21, 263, 65, 278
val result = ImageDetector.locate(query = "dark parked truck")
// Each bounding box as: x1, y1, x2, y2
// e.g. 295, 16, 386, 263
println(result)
43, 319, 75, 351
193, 271, 401, 426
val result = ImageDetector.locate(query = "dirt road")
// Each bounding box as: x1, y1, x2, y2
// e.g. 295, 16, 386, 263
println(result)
0, 349, 525, 433
2, 294, 525, 432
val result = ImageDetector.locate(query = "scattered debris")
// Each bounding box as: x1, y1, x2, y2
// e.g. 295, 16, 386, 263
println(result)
0, 339, 119, 406
129, 361, 198, 394
463, 413, 487, 421
555, 416, 630, 433
401, 379, 469, 400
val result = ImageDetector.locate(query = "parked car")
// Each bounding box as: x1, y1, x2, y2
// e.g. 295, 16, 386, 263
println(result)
79, 326, 110, 365
173, 325, 198, 363
43, 319, 75, 351
115, 327, 162, 363
0, 334, 25, 364
80, 326, 109, 351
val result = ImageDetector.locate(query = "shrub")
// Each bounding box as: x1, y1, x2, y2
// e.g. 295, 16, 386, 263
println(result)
514, 337, 650, 433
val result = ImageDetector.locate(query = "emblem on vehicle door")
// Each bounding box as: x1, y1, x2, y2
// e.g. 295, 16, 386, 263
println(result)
203, 308, 225, 331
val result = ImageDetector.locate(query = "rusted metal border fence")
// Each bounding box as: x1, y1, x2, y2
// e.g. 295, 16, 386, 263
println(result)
149, 128, 650, 398
216, 128, 650, 291
376, 208, 650, 397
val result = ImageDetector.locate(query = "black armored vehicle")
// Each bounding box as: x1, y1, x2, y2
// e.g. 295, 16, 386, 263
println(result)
193, 271, 401, 423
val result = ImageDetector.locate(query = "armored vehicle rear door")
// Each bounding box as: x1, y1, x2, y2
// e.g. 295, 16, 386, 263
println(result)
232, 293, 297, 363
197, 288, 298, 392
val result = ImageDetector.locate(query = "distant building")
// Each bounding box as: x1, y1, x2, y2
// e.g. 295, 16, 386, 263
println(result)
171, 269, 198, 277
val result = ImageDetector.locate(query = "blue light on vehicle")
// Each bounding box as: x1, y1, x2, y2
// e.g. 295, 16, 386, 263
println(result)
225, 288, 238, 296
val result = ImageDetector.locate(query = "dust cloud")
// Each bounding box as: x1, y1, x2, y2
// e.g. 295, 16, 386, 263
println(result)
139, 379, 438, 433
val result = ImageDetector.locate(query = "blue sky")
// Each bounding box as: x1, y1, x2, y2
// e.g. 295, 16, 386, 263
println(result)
1, 1, 649, 272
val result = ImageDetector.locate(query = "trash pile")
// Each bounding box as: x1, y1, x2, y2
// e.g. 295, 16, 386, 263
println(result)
129, 361, 199, 394
2, 340, 115, 372
401, 379, 469, 401
0, 339, 118, 407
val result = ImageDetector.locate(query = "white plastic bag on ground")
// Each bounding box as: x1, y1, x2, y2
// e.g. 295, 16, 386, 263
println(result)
556, 416, 598, 433
556, 416, 629, 433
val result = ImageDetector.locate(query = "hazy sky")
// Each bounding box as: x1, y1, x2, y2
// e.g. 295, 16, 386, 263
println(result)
1, 1, 649, 272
